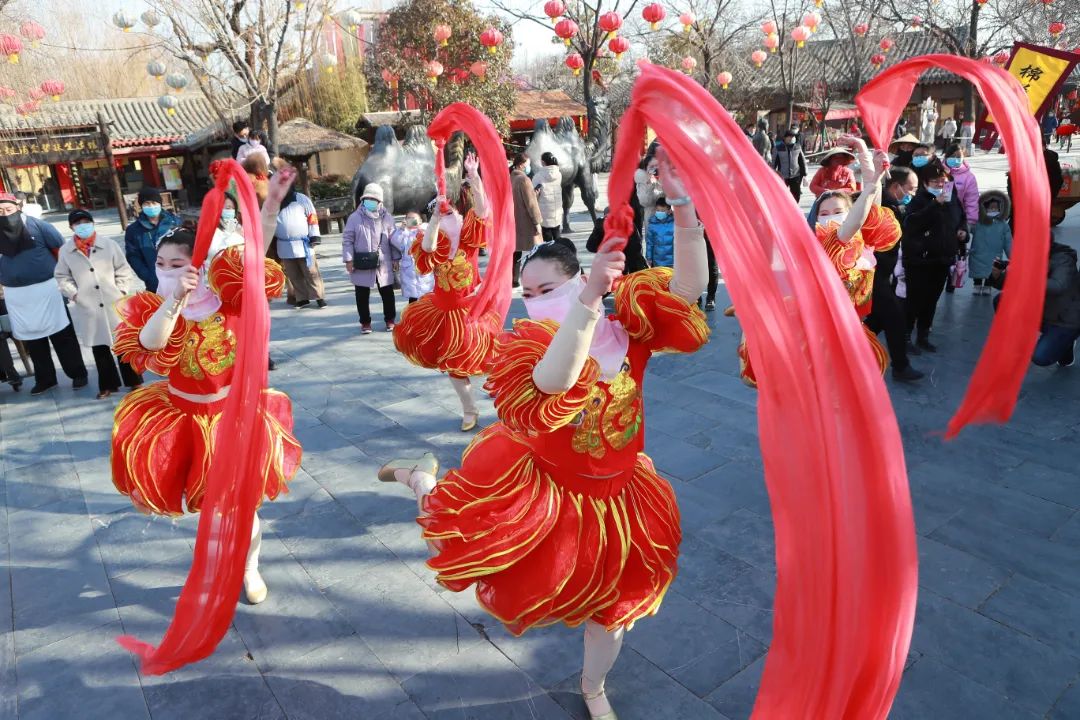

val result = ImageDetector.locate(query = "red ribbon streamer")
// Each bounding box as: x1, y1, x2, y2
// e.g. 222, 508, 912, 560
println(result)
427, 103, 514, 323
607, 62, 917, 718
856, 55, 1050, 438
116, 160, 271, 674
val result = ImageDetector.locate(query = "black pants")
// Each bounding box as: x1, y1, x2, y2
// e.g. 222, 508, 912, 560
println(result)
865, 258, 910, 370
905, 264, 950, 340
91, 344, 142, 393
541, 226, 561, 243
23, 324, 87, 388
355, 284, 396, 325
0, 334, 19, 385
706, 242, 719, 302
513, 251, 524, 286
784, 177, 802, 202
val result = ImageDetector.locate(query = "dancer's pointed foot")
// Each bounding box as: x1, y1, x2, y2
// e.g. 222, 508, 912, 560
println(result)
244, 570, 268, 605
581, 676, 617, 720
723, 305, 736, 317
461, 411, 479, 432
378, 452, 439, 484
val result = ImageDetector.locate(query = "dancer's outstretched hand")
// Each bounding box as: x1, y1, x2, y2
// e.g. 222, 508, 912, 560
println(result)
266, 166, 297, 207
581, 237, 625, 310
464, 151, 480, 178
655, 147, 688, 201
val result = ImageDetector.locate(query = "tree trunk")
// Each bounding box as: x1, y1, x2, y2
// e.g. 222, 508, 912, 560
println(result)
267, 102, 279, 159
582, 51, 597, 141
963, 1, 981, 120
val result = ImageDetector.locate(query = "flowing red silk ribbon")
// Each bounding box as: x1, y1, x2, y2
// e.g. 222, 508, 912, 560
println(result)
607, 62, 917, 718
117, 160, 271, 675
856, 55, 1050, 438
428, 103, 514, 323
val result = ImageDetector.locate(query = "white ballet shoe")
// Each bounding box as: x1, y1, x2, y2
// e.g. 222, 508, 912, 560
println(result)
244, 570, 268, 605
582, 677, 618, 720
461, 411, 479, 432
377, 452, 439, 484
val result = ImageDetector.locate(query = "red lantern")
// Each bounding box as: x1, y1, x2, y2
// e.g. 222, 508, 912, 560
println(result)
470, 60, 488, 79
599, 12, 623, 38
870, 53, 885, 68
433, 24, 452, 47
751, 49, 768, 68
19, 21, 44, 48
40, 79, 64, 101
802, 12, 821, 33
680, 56, 697, 73
381, 68, 399, 89
480, 27, 504, 54
16, 101, 38, 116
879, 37, 894, 52
716, 71, 732, 90
911, 15, 923, 29
993, 51, 1010, 66
28, 87, 44, 101
1067, 89, 1078, 101
814, 0, 823, 6
565, 52, 584, 76
764, 34, 780, 53
425, 60, 444, 85
554, 18, 578, 45
1049, 22, 1066, 38
1041, 0, 1054, 4
642, 4, 666, 31
762, 20, 777, 36
791, 26, 811, 48
1, 35, 23, 64
608, 36, 630, 59
679, 13, 695, 33
976, 0, 988, 4
544, 0, 565, 20
853, 23, 869, 37
0, 86, 14, 100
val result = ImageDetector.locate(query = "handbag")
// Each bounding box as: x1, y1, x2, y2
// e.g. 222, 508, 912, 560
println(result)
352, 251, 380, 270
950, 256, 968, 289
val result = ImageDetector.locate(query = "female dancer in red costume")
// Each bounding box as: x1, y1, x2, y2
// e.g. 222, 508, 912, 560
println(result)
737, 136, 898, 385
380, 148, 708, 720
111, 167, 301, 608
393, 152, 501, 431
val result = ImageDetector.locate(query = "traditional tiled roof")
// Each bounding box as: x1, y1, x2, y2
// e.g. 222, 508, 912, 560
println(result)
756, 29, 960, 94
0, 95, 230, 148
511, 90, 586, 121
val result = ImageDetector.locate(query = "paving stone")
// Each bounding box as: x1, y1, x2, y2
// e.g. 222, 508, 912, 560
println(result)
1048, 677, 1080, 720
704, 654, 764, 720
686, 566, 776, 647
89, 513, 194, 579
3, 459, 82, 513
910, 590, 1079, 714
484, 622, 588, 691
916, 536, 1011, 608
981, 573, 1080, 659
691, 508, 776, 571
889, 657, 1041, 720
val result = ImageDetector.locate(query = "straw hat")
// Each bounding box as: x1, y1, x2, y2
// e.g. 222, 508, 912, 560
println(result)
888, 134, 927, 152
819, 147, 856, 164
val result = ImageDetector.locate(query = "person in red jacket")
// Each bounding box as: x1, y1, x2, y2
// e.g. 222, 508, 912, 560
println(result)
809, 146, 858, 196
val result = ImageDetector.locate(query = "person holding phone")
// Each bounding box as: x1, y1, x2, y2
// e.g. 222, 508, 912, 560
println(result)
901, 159, 967, 353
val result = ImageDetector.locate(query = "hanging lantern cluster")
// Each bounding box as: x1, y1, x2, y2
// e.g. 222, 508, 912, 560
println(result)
433, 24, 452, 47
751, 49, 767, 68
40, 79, 64, 101
544, 0, 565, 21
679, 13, 695, 33
791, 26, 811, 48
716, 71, 732, 90
642, 4, 666, 31
112, 10, 138, 32
870, 53, 885, 68
19, 21, 44, 48
565, 52, 584, 76
480, 27, 503, 54
157, 94, 178, 116
854, 22, 869, 37
879, 37, 895, 52
680, 55, 697, 73
1, 34, 23, 64
554, 18, 578, 45
425, 59, 443, 85
599, 12, 622, 39
609, 36, 630, 59
1049, 22, 1066, 39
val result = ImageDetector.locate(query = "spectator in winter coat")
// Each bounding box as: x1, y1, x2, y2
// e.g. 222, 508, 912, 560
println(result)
510, 153, 541, 288
968, 191, 1011, 295
634, 152, 664, 226
123, 186, 180, 292
1032, 240, 1080, 366
586, 207, 647, 274
390, 212, 434, 304
774, 129, 808, 201
275, 185, 325, 309
944, 144, 980, 228
534, 152, 563, 243
809, 147, 857, 196
231, 119, 251, 160
237, 131, 271, 168
1042, 112, 1059, 147
645, 197, 676, 268
344, 182, 397, 332
888, 133, 925, 170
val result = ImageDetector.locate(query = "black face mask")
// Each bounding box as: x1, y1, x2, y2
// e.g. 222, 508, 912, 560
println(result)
0, 211, 30, 257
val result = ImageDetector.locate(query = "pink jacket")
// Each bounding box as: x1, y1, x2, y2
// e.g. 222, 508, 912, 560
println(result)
949, 163, 980, 226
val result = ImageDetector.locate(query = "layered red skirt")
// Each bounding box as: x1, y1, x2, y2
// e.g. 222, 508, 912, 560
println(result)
419, 424, 681, 635
111, 382, 301, 515
393, 292, 500, 378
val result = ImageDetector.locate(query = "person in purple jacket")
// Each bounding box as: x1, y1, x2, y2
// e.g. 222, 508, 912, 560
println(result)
343, 183, 398, 334
944, 144, 979, 231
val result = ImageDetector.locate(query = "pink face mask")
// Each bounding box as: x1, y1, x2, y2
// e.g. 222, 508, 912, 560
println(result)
439, 209, 464, 254
522, 274, 583, 323
155, 265, 222, 322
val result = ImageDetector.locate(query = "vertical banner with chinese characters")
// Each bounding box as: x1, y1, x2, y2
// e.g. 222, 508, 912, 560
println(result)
980, 43, 1078, 135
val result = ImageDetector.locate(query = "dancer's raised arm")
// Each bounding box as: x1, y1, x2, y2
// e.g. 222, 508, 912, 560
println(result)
463, 152, 489, 219
655, 147, 708, 304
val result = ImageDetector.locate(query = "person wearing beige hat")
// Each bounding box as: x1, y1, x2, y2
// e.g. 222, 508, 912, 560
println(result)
809, 147, 858, 196
888, 133, 928, 169
343, 182, 398, 333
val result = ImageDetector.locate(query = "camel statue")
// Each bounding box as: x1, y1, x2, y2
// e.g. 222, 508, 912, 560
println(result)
351, 124, 465, 214
525, 117, 599, 232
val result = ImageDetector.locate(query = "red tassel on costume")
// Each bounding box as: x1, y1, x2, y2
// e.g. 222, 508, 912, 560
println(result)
116, 159, 272, 674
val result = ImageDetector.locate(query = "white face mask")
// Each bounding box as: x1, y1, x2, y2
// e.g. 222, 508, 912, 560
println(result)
986, 210, 1000, 218
817, 212, 848, 229
523, 275, 583, 324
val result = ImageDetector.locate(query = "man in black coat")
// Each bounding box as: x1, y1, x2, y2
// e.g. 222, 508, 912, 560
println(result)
901, 160, 967, 352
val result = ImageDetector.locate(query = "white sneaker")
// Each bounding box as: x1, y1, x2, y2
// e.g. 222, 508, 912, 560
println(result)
244, 570, 268, 604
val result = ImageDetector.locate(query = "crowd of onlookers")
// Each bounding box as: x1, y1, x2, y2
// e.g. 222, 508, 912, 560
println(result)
2, 113, 1078, 399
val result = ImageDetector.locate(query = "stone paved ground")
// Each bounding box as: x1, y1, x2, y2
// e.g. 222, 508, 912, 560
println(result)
2, 152, 1080, 720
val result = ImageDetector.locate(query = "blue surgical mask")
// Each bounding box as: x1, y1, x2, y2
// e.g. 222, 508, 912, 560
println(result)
653, 211, 669, 221
926, 186, 943, 197
912, 156, 930, 168
946, 157, 962, 169
524, 162, 532, 175
900, 193, 913, 206
143, 204, 162, 218
73, 222, 95, 239
362, 199, 379, 213
221, 208, 236, 221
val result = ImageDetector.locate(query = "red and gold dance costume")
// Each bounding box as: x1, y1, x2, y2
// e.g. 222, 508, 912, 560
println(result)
419, 268, 708, 635
393, 210, 501, 378
111, 246, 301, 515
738, 205, 898, 387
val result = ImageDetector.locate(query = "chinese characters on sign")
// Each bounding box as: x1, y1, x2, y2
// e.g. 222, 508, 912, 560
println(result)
1017, 64, 1044, 91
0, 132, 102, 166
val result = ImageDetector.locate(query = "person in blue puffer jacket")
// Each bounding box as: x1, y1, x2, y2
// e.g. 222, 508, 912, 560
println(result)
645, 197, 675, 268
123, 187, 180, 292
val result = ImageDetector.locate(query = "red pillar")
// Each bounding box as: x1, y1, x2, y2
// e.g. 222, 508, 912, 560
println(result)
55, 163, 77, 208
144, 154, 163, 188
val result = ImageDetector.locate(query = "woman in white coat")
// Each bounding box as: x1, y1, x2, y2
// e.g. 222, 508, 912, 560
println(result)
534, 152, 563, 243
391, 211, 434, 303
54, 209, 143, 399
